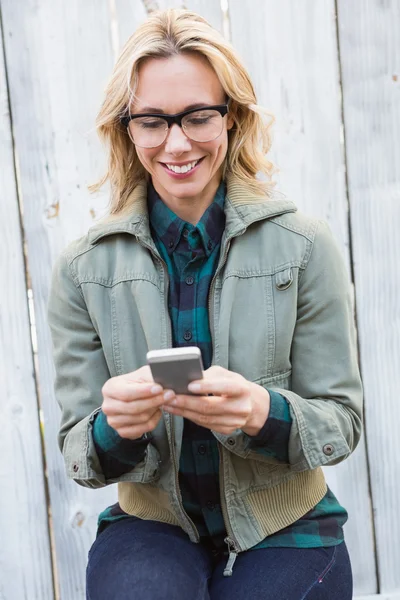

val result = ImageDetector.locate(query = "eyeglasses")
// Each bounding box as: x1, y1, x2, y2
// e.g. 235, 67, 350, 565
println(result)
120, 104, 229, 148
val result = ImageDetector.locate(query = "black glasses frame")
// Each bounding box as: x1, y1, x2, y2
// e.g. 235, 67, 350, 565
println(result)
120, 104, 229, 128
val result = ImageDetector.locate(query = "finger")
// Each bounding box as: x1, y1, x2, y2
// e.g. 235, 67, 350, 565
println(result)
102, 380, 163, 403
125, 365, 153, 384
203, 365, 229, 377
111, 365, 153, 384
106, 409, 158, 428
102, 393, 165, 416
164, 393, 249, 419
164, 393, 225, 416
187, 378, 244, 397
117, 410, 162, 439
163, 406, 242, 431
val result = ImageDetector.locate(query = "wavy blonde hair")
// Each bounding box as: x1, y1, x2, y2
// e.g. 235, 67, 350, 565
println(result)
89, 8, 277, 215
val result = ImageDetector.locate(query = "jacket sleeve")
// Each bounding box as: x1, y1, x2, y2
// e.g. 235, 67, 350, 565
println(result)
215, 220, 363, 471
47, 251, 161, 488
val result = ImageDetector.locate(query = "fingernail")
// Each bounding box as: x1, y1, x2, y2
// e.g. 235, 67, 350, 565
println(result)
163, 390, 175, 401
188, 383, 201, 392
151, 385, 163, 394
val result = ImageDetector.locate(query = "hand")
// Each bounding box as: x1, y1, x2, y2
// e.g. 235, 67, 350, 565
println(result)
101, 365, 174, 440
162, 365, 270, 436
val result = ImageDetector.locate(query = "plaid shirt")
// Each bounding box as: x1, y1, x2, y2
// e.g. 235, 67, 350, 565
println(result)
93, 180, 347, 550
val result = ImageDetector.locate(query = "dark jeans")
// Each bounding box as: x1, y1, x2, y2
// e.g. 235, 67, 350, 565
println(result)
86, 518, 353, 600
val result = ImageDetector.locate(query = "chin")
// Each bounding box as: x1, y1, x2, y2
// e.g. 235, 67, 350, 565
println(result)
161, 179, 207, 197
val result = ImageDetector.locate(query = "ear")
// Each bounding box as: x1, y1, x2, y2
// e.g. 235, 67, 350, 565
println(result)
227, 114, 235, 130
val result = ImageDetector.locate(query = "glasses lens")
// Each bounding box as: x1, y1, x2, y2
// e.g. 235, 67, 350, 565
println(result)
128, 117, 168, 148
182, 109, 224, 142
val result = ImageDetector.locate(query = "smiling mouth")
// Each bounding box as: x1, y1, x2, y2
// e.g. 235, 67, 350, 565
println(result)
162, 157, 205, 174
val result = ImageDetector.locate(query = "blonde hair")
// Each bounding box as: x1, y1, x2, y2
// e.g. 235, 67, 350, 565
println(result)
89, 8, 277, 215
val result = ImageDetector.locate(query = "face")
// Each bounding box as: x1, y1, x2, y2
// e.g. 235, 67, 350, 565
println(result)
130, 53, 234, 207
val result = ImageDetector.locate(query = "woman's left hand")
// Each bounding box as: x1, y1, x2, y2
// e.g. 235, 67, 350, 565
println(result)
162, 365, 270, 436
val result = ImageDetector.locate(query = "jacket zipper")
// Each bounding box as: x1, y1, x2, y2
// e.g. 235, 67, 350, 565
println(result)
208, 213, 280, 572
219, 446, 241, 576
208, 232, 243, 575
139, 237, 199, 542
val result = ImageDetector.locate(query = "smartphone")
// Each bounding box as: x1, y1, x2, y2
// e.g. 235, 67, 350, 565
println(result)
146, 347, 204, 395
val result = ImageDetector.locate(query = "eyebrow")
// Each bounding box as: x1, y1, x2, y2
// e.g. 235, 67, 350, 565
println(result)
133, 102, 216, 114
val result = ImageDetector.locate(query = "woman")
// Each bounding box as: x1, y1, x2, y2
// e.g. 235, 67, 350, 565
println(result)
48, 9, 362, 600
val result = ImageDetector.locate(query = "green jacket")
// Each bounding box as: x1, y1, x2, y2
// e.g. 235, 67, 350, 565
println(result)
48, 176, 363, 552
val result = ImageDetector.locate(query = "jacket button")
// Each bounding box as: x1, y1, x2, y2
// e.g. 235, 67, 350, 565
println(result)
198, 444, 206, 455
183, 330, 192, 341
323, 444, 334, 456
73, 463, 79, 472
227, 437, 236, 446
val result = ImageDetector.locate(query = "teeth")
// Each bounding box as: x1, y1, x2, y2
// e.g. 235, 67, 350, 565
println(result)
166, 159, 200, 174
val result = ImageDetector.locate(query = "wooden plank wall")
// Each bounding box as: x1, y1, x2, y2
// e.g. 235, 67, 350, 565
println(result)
0, 14, 54, 599
1, 0, 398, 598
337, 0, 400, 594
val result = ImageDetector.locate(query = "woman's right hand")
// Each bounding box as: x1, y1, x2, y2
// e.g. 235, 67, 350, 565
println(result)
101, 365, 174, 440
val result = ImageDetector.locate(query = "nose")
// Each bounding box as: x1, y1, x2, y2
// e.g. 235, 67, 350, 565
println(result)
164, 124, 192, 155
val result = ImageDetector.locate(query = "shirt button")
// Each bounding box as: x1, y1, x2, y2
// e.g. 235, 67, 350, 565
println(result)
185, 275, 194, 286
198, 444, 206, 455
323, 444, 334, 456
183, 330, 192, 341
168, 239, 174, 249
182, 229, 189, 239
207, 240, 213, 251
206, 501, 215, 511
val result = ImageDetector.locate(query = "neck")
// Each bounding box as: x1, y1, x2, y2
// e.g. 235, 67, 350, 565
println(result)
151, 175, 222, 225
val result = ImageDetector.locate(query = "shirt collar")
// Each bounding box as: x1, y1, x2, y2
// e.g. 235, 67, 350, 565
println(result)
147, 180, 226, 256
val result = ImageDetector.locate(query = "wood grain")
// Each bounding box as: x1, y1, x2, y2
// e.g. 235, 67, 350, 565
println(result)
0, 13, 54, 600
337, 0, 400, 593
151, 0, 224, 32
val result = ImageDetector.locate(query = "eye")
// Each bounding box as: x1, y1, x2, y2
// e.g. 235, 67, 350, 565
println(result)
133, 117, 166, 130
184, 109, 220, 127
187, 116, 212, 126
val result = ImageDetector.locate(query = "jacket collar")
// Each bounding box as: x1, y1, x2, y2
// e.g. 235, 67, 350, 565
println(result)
88, 175, 297, 246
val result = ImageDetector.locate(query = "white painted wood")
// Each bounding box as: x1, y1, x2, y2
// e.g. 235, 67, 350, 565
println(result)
145, 0, 224, 32
337, 0, 400, 594
112, 0, 148, 54
228, 1, 376, 595
1, 1, 118, 598
0, 18, 54, 600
